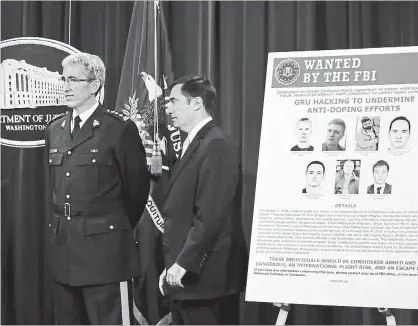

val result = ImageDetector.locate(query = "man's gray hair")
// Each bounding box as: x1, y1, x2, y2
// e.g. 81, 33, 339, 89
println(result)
62, 53, 106, 86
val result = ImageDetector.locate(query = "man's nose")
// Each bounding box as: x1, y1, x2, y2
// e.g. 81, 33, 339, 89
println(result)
165, 103, 172, 113
63, 82, 71, 91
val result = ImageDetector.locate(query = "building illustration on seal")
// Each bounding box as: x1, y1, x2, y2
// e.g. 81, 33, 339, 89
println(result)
0, 59, 65, 109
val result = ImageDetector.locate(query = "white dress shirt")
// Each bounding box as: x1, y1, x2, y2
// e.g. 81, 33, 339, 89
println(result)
180, 117, 213, 158
71, 102, 99, 132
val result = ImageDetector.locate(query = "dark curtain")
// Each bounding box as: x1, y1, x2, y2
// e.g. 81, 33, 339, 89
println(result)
2, 1, 418, 324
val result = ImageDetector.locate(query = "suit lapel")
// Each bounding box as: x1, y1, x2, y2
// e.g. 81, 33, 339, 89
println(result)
64, 105, 104, 151
164, 121, 215, 200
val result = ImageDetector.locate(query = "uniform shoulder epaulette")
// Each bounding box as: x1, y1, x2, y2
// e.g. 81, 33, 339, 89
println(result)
104, 109, 131, 123
47, 111, 68, 126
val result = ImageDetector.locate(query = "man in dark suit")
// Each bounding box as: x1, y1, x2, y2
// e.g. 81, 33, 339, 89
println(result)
159, 76, 246, 325
367, 160, 392, 194
45, 52, 149, 324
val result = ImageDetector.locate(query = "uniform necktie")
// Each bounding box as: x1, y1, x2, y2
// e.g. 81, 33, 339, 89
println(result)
72, 115, 81, 139
181, 138, 190, 159
377, 187, 382, 194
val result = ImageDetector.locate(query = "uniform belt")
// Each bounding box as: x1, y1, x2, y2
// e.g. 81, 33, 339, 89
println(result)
53, 202, 125, 217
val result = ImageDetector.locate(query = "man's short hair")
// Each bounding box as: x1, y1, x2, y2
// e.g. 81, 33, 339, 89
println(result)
373, 160, 389, 172
298, 118, 311, 124
62, 53, 106, 89
389, 116, 411, 133
306, 161, 325, 174
328, 118, 346, 133
168, 76, 216, 115
361, 117, 371, 124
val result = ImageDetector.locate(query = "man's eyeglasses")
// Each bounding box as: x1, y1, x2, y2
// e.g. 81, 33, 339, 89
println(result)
60, 76, 93, 84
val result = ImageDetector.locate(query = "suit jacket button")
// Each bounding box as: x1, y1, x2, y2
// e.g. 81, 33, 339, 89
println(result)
66, 172, 70, 177
109, 225, 114, 229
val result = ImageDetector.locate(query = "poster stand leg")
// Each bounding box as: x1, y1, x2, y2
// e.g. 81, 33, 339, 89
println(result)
272, 304, 396, 325
272, 303, 291, 325
378, 308, 396, 325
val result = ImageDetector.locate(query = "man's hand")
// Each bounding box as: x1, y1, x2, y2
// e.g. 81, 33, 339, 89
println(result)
159, 268, 167, 296
166, 263, 186, 288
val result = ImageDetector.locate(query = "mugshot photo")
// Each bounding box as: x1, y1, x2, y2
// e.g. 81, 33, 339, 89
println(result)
388, 116, 411, 151
302, 160, 325, 194
334, 159, 361, 194
367, 160, 392, 194
355, 116, 380, 151
291, 118, 314, 151
322, 118, 346, 151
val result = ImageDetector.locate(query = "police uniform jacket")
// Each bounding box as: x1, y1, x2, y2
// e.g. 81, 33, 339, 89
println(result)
45, 105, 150, 286
162, 121, 247, 300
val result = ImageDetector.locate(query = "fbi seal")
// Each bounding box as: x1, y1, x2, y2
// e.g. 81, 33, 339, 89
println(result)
274, 59, 300, 85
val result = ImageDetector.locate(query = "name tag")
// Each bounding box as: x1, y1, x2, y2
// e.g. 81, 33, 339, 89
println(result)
91, 149, 99, 153
49, 149, 58, 153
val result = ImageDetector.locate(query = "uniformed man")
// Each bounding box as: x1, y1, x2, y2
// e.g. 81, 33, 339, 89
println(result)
45, 52, 150, 324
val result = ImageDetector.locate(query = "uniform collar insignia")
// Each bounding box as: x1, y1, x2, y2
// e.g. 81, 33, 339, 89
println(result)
61, 120, 66, 128
93, 120, 100, 127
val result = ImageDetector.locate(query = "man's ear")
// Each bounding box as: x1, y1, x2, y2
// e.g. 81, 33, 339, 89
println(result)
91, 80, 101, 95
193, 97, 203, 110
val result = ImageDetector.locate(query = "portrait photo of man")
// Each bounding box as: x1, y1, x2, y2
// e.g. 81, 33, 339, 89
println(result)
322, 118, 346, 151
334, 159, 360, 194
389, 116, 411, 150
291, 118, 314, 151
355, 116, 380, 151
367, 160, 392, 194
302, 161, 325, 194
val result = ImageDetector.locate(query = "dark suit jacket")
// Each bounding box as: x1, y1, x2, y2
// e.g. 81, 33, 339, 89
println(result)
367, 183, 392, 194
162, 121, 247, 300
45, 105, 150, 286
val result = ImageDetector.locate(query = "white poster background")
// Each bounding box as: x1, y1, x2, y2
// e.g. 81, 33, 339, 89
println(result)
246, 47, 418, 309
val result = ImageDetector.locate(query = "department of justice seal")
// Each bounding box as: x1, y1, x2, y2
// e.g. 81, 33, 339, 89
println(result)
274, 59, 301, 85
0, 37, 80, 148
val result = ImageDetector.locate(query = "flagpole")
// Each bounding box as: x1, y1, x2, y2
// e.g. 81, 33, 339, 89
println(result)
154, 1, 159, 142
68, 0, 72, 45
150, 1, 162, 175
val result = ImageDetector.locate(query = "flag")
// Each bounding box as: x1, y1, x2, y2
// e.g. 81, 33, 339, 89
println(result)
116, 2, 182, 324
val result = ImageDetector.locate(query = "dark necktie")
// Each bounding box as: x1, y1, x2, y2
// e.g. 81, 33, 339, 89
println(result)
72, 115, 81, 139
377, 187, 382, 194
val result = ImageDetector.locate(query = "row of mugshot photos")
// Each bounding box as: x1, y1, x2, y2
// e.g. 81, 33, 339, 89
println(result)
302, 159, 392, 195
291, 116, 411, 152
